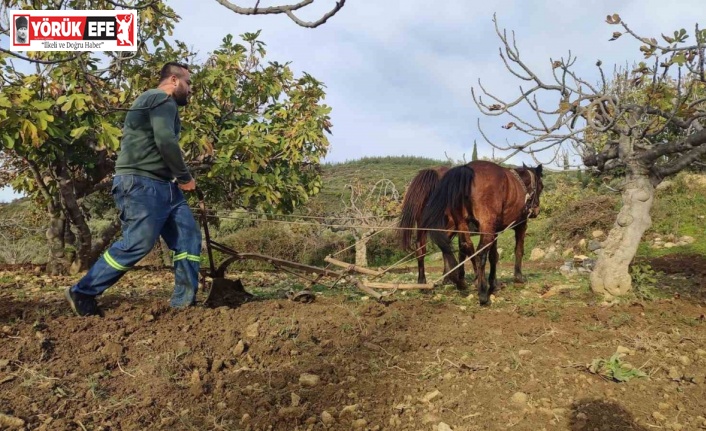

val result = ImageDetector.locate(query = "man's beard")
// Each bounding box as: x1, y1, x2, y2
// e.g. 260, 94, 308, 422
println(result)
174, 89, 188, 107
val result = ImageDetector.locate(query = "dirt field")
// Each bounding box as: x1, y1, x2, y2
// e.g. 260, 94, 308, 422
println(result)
1, 256, 706, 431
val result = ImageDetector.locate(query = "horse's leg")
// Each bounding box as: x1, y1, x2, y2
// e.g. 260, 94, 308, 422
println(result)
435, 232, 467, 291
469, 236, 479, 280
458, 221, 478, 282
441, 234, 453, 285
438, 246, 465, 290
416, 230, 427, 284
476, 224, 494, 306
442, 218, 456, 285
457, 234, 466, 281
458, 221, 477, 281
488, 236, 500, 295
513, 223, 528, 283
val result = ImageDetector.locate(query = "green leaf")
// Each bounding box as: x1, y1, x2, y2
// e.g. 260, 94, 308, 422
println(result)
61, 96, 75, 112
2, 134, 15, 149
70, 126, 89, 139
30, 100, 53, 110
0, 94, 12, 108
21, 120, 39, 146
673, 53, 687, 66
35, 111, 54, 131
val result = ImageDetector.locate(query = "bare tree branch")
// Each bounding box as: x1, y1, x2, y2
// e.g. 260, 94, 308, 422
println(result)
213, 0, 345, 28
643, 128, 706, 162
25, 159, 57, 212
619, 20, 701, 52
0, 48, 83, 64
474, 13, 706, 181
583, 142, 620, 169
652, 141, 706, 178
103, 0, 161, 10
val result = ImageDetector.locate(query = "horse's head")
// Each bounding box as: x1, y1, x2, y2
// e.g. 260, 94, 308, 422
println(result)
520, 163, 544, 218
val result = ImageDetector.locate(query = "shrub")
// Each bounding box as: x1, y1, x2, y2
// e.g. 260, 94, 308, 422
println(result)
212, 209, 257, 237
366, 229, 413, 267
549, 195, 619, 240
218, 222, 355, 270
301, 228, 355, 267
0, 237, 47, 264
539, 172, 603, 218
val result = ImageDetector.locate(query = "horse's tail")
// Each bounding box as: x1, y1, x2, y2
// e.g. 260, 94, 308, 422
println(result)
399, 168, 443, 250
422, 165, 475, 254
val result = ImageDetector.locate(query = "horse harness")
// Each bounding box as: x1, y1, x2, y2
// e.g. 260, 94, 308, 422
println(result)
509, 168, 538, 213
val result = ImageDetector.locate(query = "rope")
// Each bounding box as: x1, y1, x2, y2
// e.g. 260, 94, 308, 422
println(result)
191, 209, 400, 222
368, 239, 469, 281
369, 245, 425, 281
191, 201, 532, 290
189, 207, 497, 235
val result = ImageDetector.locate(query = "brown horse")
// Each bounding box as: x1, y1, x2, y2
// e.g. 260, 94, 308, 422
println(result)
398, 166, 477, 284
421, 160, 543, 305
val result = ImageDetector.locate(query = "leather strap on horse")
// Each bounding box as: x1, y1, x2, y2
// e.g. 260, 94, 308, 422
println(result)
509, 168, 536, 211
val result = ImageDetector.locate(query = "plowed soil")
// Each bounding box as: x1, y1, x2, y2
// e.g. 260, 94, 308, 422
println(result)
1, 258, 706, 431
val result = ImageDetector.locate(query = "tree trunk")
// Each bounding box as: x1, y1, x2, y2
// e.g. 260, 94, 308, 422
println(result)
25, 159, 70, 275
45, 211, 68, 276
57, 160, 94, 274
590, 166, 654, 299
354, 231, 369, 267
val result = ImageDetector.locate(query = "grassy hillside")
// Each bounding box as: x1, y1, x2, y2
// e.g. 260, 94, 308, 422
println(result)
1, 157, 705, 270
311, 157, 706, 268
309, 156, 452, 214
310, 156, 572, 214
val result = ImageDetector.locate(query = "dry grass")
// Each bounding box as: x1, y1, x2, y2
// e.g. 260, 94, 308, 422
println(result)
551, 195, 619, 239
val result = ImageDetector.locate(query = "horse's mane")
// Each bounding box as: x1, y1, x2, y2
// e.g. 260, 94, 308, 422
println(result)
511, 164, 543, 177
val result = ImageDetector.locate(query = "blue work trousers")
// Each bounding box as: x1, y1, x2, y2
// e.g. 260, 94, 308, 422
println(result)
71, 174, 202, 308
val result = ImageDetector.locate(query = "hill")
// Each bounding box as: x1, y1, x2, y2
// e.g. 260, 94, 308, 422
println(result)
310, 156, 565, 214
309, 156, 452, 214
1, 157, 705, 270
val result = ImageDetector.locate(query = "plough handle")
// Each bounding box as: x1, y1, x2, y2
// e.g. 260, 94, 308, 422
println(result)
196, 187, 216, 277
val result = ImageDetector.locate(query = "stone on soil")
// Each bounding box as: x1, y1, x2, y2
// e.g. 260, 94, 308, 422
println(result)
321, 411, 335, 425
339, 404, 359, 418
0, 413, 25, 429
245, 322, 259, 338
232, 339, 247, 356
352, 419, 367, 429
511, 392, 528, 407
299, 373, 320, 387
421, 389, 441, 403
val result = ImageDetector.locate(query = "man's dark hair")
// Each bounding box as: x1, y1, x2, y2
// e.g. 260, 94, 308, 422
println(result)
159, 62, 189, 82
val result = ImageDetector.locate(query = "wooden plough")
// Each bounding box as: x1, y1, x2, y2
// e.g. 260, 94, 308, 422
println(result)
323, 256, 433, 299
195, 189, 434, 306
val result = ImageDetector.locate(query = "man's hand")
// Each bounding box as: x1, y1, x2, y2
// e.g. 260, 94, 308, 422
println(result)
178, 178, 196, 191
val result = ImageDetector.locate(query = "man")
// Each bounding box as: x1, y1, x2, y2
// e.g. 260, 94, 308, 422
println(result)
15, 16, 28, 44
65, 62, 201, 316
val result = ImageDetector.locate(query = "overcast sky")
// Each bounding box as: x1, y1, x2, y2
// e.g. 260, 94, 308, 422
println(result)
1, 0, 705, 201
